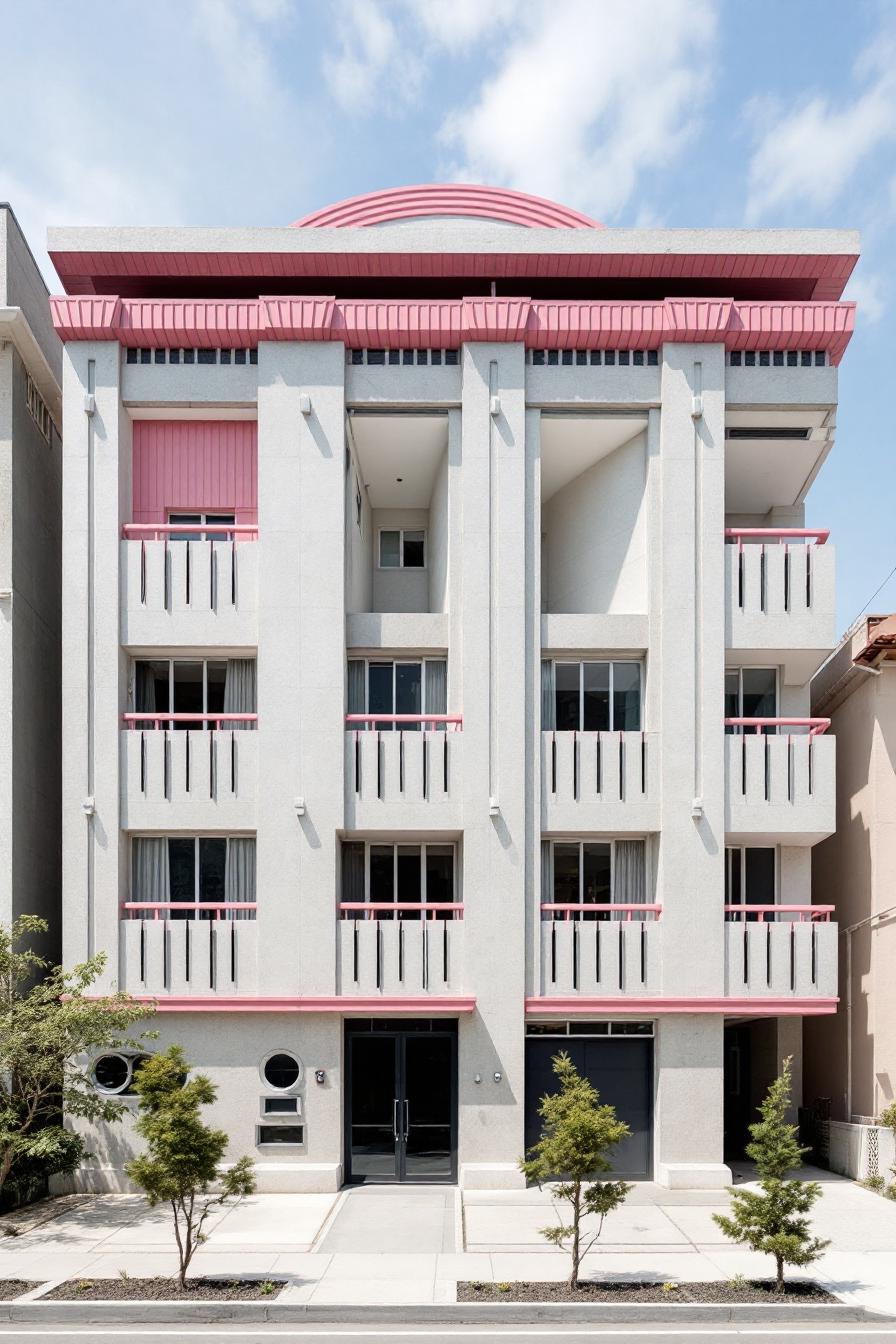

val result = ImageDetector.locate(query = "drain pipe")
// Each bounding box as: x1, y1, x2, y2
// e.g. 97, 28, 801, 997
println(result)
841, 903, 896, 1120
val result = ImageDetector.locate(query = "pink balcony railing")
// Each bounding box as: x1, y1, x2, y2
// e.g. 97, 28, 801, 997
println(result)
724, 717, 829, 737
724, 904, 834, 922
122, 523, 259, 541
338, 902, 464, 920
122, 713, 257, 730
121, 902, 257, 920
540, 903, 662, 921
344, 714, 462, 730
345, 715, 462, 801
724, 528, 829, 545
724, 530, 831, 614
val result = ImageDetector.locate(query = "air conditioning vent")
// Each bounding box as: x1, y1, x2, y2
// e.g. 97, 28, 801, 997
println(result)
726, 427, 811, 441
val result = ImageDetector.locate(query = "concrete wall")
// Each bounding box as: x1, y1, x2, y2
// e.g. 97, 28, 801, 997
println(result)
428, 449, 449, 614
344, 428, 372, 614
371, 508, 429, 613
542, 430, 648, 614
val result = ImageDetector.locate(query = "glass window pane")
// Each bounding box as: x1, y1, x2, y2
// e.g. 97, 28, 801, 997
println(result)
380, 530, 400, 567
725, 848, 742, 905
402, 530, 425, 567
168, 512, 201, 542
368, 663, 394, 730
199, 839, 227, 906
582, 843, 611, 919
168, 838, 195, 903
172, 662, 204, 724
135, 659, 169, 715
744, 848, 775, 906
742, 668, 777, 725
555, 664, 581, 732
612, 663, 641, 731
553, 844, 580, 905
425, 845, 454, 916
397, 846, 422, 916
395, 663, 422, 725
369, 846, 394, 904
583, 662, 610, 732
206, 662, 227, 716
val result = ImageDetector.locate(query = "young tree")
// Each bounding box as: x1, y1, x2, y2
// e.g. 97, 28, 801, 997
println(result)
0, 915, 155, 1204
520, 1051, 632, 1289
126, 1046, 256, 1288
714, 1056, 829, 1292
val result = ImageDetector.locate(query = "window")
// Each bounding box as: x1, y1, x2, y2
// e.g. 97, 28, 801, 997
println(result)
168, 511, 236, 541
258, 1125, 304, 1145
262, 1052, 301, 1091
131, 836, 256, 919
347, 658, 447, 730
264, 1096, 299, 1115
725, 667, 777, 732
25, 373, 54, 445
134, 659, 232, 725
93, 1054, 130, 1093
544, 838, 646, 920
545, 661, 642, 732
341, 841, 456, 919
379, 528, 425, 568
725, 847, 776, 918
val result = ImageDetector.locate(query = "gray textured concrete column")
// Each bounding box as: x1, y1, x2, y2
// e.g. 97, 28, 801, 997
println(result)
61, 343, 128, 988
654, 1015, 729, 1187
457, 343, 527, 1190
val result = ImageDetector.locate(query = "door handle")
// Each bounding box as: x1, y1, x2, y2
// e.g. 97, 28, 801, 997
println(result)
403, 1099, 410, 1141
393, 1099, 400, 1141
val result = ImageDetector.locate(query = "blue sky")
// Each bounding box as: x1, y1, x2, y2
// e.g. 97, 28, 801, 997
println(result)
1, 0, 892, 632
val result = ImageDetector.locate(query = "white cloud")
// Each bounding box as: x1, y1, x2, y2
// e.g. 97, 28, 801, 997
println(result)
322, 0, 424, 113
404, 0, 517, 51
744, 37, 896, 222
843, 271, 885, 324
437, 0, 717, 221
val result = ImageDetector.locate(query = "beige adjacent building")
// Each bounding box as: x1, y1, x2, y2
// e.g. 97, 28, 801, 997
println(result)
805, 615, 896, 1126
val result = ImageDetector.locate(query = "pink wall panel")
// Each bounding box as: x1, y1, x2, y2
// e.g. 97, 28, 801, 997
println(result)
132, 421, 257, 524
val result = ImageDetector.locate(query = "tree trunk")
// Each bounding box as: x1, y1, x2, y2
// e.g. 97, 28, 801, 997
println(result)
776, 1254, 784, 1293
569, 1184, 581, 1290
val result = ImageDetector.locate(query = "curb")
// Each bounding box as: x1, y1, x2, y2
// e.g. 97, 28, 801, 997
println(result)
0, 1300, 892, 1325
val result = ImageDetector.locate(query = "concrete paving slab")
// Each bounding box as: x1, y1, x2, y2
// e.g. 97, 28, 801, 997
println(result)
464, 1202, 689, 1248
434, 1252, 494, 1280
657, 1204, 732, 1243
321, 1252, 438, 1280
308, 1277, 438, 1305
209, 1193, 337, 1245
319, 1187, 454, 1253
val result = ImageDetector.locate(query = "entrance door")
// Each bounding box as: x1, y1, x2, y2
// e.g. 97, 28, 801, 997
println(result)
346, 1023, 457, 1183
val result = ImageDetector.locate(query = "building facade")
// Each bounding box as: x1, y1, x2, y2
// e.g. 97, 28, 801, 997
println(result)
0, 204, 63, 964
805, 616, 896, 1129
49, 185, 856, 1191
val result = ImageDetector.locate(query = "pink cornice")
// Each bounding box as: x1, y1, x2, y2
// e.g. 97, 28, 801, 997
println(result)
49, 295, 857, 364
126, 995, 476, 1014
526, 996, 838, 1017
292, 184, 603, 230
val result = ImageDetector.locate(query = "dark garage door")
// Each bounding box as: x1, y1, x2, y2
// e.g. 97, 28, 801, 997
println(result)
525, 1036, 653, 1179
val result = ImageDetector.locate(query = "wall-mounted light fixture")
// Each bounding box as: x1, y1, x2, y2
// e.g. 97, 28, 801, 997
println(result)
299, 393, 312, 416
294, 797, 306, 817
489, 395, 501, 417
314, 1069, 326, 1085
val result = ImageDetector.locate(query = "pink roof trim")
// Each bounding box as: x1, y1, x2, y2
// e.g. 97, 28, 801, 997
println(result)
291, 184, 603, 230
49, 295, 857, 363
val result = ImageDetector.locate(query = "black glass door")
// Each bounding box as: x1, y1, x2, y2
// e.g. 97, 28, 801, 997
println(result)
346, 1025, 456, 1183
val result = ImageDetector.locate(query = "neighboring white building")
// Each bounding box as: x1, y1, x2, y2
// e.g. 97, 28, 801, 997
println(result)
0, 204, 62, 964
49, 185, 856, 1191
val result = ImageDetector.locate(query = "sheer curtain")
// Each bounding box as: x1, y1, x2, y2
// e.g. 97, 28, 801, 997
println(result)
342, 842, 366, 919
541, 840, 553, 910
132, 837, 169, 906
134, 663, 156, 715
223, 659, 256, 728
541, 660, 556, 730
225, 838, 256, 920
424, 660, 447, 729
347, 660, 366, 716
614, 840, 646, 921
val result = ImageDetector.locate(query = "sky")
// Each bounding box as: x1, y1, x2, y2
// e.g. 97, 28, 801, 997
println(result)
1, 0, 893, 635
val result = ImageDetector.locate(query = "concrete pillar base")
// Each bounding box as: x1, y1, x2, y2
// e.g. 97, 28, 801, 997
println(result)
655, 1161, 732, 1190
460, 1162, 527, 1190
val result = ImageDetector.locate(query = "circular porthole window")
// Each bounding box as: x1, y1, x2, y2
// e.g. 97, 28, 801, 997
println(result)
261, 1051, 301, 1091
93, 1053, 131, 1094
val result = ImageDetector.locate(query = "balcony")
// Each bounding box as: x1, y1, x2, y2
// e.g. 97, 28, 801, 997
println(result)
119, 904, 258, 995
537, 905, 662, 997
120, 525, 258, 646
121, 714, 257, 829
725, 530, 835, 681
337, 905, 465, 996
541, 731, 659, 832
724, 905, 837, 1001
725, 719, 835, 844
344, 716, 463, 828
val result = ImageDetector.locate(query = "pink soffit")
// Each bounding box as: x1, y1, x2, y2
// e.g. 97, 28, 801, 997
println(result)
50, 295, 857, 364
291, 183, 604, 230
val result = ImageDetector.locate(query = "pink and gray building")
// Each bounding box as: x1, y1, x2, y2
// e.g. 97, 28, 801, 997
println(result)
48, 185, 857, 1190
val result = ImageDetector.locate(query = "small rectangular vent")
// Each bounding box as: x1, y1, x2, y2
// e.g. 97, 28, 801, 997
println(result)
726, 427, 811, 441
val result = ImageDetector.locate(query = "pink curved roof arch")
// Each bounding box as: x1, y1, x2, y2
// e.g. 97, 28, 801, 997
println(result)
292, 184, 604, 230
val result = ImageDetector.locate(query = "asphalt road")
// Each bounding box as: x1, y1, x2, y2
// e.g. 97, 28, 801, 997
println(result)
3, 1327, 896, 1342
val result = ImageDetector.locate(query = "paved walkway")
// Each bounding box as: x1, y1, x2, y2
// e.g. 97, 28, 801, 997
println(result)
2, 1167, 896, 1310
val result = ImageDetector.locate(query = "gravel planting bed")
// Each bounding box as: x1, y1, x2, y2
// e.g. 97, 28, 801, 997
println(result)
46, 1278, 286, 1302
458, 1279, 838, 1304
0, 1283, 38, 1300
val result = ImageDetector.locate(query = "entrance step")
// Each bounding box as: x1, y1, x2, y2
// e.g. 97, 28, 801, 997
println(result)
319, 1186, 456, 1253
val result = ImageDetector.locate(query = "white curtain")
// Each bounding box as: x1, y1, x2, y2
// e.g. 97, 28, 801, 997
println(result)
342, 842, 366, 917
541, 660, 556, 730
224, 837, 256, 920
223, 659, 256, 727
541, 840, 553, 907
614, 840, 646, 920
347, 660, 366, 716
424, 659, 447, 728
132, 837, 169, 905
134, 662, 156, 714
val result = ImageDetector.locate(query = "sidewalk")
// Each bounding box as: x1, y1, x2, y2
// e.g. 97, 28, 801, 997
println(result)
2, 1166, 896, 1311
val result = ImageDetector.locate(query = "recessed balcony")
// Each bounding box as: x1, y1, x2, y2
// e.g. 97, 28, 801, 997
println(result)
537, 905, 663, 998
121, 712, 257, 828
541, 730, 659, 831
121, 524, 258, 645
725, 718, 835, 844
724, 904, 837, 1001
119, 903, 259, 996
344, 711, 463, 828
337, 904, 465, 996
